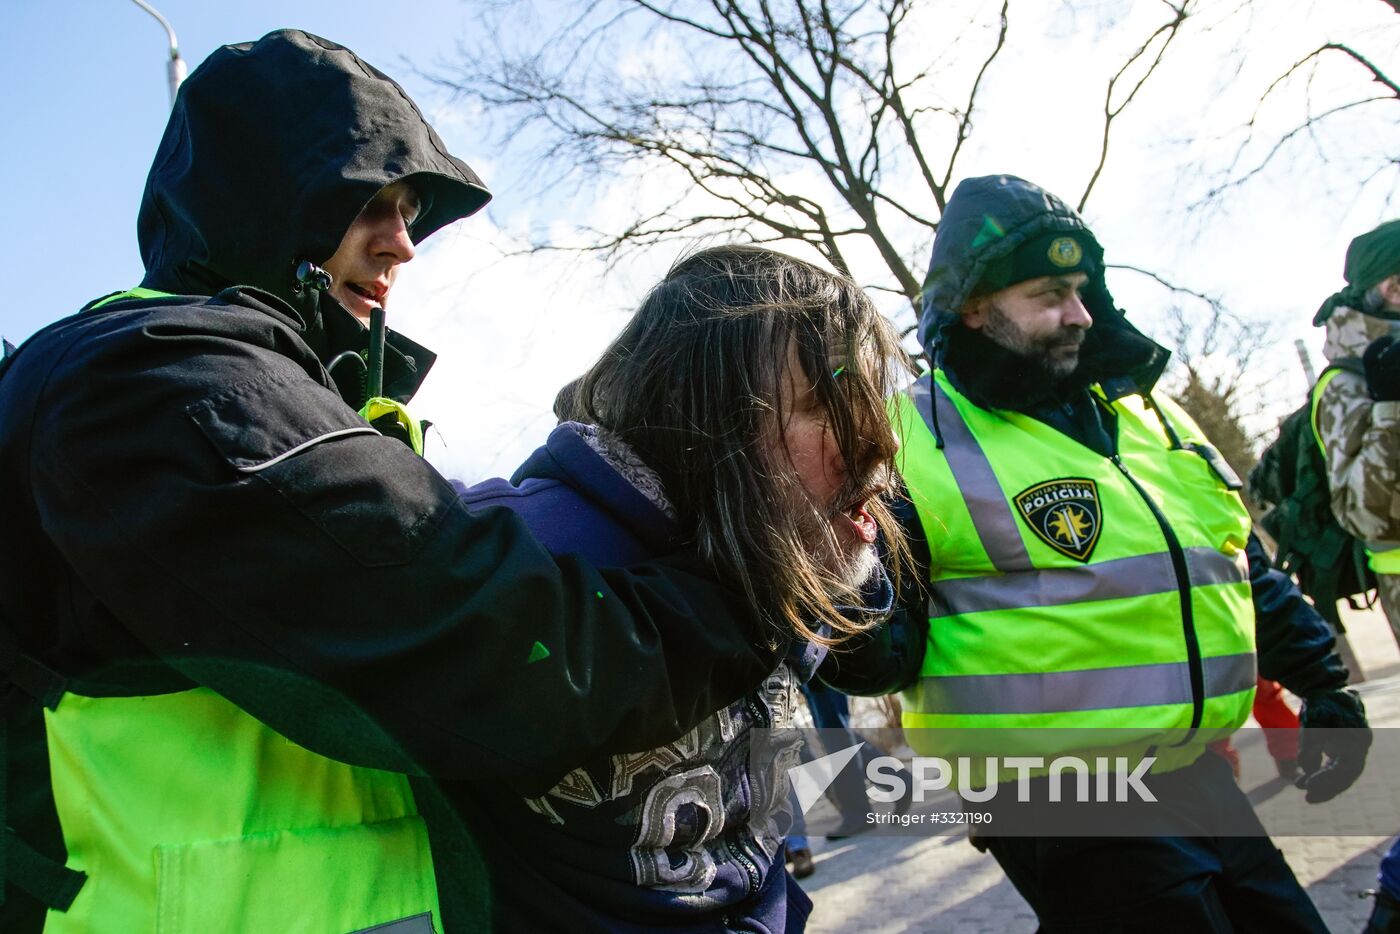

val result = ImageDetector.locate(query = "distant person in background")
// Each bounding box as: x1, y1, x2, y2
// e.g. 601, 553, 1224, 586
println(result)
1312, 219, 1400, 644
1311, 220, 1400, 934
455, 245, 915, 931
799, 681, 875, 834
784, 790, 817, 880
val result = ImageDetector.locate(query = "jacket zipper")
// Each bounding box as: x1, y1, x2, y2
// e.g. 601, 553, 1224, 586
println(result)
747, 694, 770, 729
725, 834, 761, 897
1110, 453, 1205, 742
726, 691, 769, 899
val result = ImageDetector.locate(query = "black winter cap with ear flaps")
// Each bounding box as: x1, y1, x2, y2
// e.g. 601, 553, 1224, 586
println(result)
916, 174, 1168, 400
136, 29, 491, 313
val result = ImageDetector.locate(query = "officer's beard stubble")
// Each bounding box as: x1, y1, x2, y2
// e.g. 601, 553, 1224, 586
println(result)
982, 300, 1087, 383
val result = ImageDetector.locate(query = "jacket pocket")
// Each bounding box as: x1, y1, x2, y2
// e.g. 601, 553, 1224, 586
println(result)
188, 371, 452, 567
153, 816, 441, 933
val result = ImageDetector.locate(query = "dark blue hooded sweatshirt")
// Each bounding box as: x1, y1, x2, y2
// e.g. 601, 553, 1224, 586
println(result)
451, 423, 894, 932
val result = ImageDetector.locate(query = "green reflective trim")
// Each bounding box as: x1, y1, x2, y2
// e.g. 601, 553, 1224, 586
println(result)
1311, 369, 1395, 575
1371, 547, 1400, 574
89, 287, 176, 310
1309, 366, 1348, 459
359, 396, 425, 456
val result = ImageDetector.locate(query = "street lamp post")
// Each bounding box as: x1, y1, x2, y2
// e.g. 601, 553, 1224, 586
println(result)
126, 0, 186, 107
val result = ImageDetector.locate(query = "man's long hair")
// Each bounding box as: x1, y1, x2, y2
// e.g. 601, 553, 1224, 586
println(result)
571, 245, 911, 648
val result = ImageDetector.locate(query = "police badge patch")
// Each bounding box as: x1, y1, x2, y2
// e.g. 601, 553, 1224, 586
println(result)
1014, 478, 1102, 562
1047, 236, 1083, 268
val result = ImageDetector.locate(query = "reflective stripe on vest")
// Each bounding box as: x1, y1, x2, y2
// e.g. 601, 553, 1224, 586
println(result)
893, 372, 1256, 767
910, 377, 1032, 573
909, 651, 1256, 716
1310, 367, 1399, 577
41, 687, 444, 931
929, 547, 1246, 619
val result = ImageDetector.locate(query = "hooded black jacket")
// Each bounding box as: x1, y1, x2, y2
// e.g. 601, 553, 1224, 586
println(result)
0, 30, 777, 929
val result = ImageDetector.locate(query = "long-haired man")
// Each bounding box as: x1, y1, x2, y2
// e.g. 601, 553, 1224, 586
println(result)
454, 244, 916, 932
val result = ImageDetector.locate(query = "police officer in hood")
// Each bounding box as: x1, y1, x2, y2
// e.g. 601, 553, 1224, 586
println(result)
883, 174, 1370, 931
0, 30, 784, 932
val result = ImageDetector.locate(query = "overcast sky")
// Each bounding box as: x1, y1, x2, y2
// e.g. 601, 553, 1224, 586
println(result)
3, 0, 1396, 483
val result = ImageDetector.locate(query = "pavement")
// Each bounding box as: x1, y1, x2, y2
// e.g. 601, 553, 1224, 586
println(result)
799, 603, 1400, 933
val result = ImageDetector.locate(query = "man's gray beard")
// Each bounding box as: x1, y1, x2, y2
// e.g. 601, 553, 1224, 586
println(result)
794, 503, 882, 593
840, 544, 881, 590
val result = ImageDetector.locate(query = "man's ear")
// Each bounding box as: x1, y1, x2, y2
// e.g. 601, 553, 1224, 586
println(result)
961, 295, 989, 330
1378, 273, 1400, 310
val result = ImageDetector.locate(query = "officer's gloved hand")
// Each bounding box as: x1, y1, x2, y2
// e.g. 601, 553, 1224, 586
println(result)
370, 411, 417, 450
1363, 335, 1400, 401
1295, 688, 1372, 803
360, 398, 425, 456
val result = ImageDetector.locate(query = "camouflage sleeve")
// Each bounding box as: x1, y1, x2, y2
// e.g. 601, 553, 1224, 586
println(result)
1314, 370, 1400, 543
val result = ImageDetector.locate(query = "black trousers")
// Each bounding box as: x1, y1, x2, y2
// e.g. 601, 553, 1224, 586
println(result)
982, 753, 1328, 933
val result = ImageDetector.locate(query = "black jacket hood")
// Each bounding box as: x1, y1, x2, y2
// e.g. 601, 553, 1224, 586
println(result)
136, 29, 491, 394
918, 174, 1168, 408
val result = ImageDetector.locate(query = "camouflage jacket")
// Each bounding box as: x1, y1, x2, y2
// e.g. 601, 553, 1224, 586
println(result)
1316, 305, 1400, 547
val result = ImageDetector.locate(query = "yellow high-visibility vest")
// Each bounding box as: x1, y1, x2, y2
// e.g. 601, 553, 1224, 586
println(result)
893, 371, 1256, 774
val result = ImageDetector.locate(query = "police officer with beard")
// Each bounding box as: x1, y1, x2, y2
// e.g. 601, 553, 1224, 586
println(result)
886, 174, 1370, 932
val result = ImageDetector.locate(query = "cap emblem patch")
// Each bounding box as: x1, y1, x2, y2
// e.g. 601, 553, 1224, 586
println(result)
1047, 237, 1083, 268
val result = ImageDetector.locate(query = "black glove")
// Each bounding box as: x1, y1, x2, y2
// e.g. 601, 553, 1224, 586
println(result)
369, 411, 418, 451
1363, 335, 1400, 402
1295, 688, 1372, 803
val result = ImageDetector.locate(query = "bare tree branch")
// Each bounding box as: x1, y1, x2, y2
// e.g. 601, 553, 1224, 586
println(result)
1201, 95, 1390, 201
1079, 1, 1190, 210
1106, 262, 1225, 315
1186, 15, 1398, 212
1320, 41, 1400, 95
940, 0, 1009, 197
431, 0, 1203, 314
